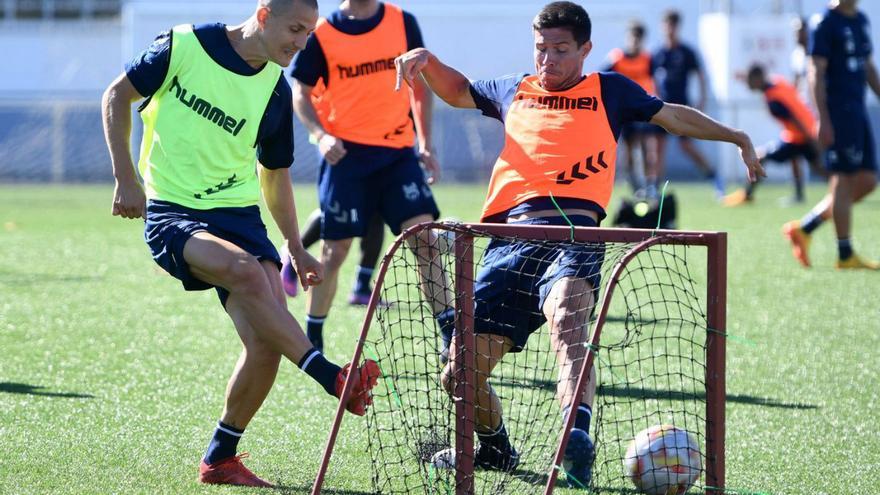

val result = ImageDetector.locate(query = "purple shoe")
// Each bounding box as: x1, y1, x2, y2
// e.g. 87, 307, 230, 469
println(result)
348, 291, 391, 308
280, 254, 298, 297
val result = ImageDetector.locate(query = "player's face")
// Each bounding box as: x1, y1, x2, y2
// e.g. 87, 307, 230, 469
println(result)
747, 74, 763, 91
533, 27, 591, 91
259, 2, 318, 66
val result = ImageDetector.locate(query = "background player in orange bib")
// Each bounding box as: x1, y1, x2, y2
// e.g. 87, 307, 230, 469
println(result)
604, 20, 660, 194
723, 63, 825, 206
289, 0, 453, 354
395, 1, 763, 488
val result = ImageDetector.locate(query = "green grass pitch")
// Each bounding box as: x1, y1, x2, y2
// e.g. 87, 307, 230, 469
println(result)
1, 183, 878, 494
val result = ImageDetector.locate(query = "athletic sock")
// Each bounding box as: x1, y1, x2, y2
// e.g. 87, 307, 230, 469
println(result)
298, 348, 341, 396
353, 265, 374, 295
838, 238, 853, 261
562, 403, 593, 433
306, 315, 325, 353
800, 211, 824, 234
435, 308, 455, 346
204, 421, 244, 465
477, 421, 513, 452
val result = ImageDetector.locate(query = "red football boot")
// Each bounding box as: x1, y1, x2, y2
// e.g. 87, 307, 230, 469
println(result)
198, 453, 274, 488
335, 360, 381, 416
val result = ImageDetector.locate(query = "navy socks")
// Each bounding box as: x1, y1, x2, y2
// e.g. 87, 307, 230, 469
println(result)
204, 421, 243, 465
298, 348, 341, 397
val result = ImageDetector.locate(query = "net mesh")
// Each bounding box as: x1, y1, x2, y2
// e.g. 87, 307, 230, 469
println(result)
360, 223, 716, 494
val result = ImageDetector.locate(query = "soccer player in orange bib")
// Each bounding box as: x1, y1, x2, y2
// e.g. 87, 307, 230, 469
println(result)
604, 20, 661, 194
723, 63, 825, 206
395, 1, 763, 487
288, 0, 453, 355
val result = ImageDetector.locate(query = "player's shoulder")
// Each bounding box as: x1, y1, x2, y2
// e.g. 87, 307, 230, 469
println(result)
598, 70, 639, 88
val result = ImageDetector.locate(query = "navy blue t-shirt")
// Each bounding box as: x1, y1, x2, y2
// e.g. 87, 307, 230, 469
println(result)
652, 43, 701, 105
125, 23, 294, 169
290, 3, 424, 87
809, 8, 873, 108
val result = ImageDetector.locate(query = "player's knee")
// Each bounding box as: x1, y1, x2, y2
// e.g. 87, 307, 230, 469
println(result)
224, 254, 271, 298
322, 239, 353, 270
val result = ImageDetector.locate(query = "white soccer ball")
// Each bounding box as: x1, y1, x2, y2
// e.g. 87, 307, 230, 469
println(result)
430, 448, 456, 469
623, 425, 702, 495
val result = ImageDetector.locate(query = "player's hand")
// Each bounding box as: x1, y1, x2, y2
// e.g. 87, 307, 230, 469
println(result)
736, 133, 765, 183
289, 243, 323, 291
817, 117, 835, 147
419, 147, 441, 184
394, 48, 431, 91
318, 133, 347, 165
111, 179, 146, 220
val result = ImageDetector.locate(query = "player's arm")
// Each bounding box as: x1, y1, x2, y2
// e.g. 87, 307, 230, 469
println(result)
291, 79, 346, 165
102, 73, 147, 220
651, 103, 765, 181
395, 48, 476, 109
808, 55, 833, 146
410, 77, 441, 183
865, 58, 880, 100
259, 165, 322, 289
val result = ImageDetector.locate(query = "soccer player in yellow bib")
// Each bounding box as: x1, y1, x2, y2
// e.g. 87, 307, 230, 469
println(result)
395, 1, 763, 488
101, 0, 379, 487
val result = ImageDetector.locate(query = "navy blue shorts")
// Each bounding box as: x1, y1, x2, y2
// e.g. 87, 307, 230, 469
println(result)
621, 121, 663, 141
318, 146, 440, 240
762, 140, 818, 163
473, 216, 604, 353
826, 108, 877, 174
144, 200, 281, 305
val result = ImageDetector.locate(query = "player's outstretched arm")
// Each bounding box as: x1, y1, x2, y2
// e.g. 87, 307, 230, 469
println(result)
651, 103, 765, 182
102, 73, 147, 219
259, 165, 323, 290
394, 48, 476, 109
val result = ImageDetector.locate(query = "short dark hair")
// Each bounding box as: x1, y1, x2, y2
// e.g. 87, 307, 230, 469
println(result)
628, 20, 646, 40
747, 63, 765, 80
663, 10, 681, 26
533, 2, 592, 46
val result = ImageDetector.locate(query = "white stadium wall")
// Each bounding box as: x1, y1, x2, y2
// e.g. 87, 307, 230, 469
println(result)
2, 0, 880, 183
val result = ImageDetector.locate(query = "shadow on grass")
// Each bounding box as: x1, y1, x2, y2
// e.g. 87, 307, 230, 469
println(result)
0, 382, 94, 399
271, 484, 374, 494
495, 379, 818, 410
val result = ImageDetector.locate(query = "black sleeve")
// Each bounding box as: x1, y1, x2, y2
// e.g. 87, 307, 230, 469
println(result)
767, 100, 793, 121
257, 75, 294, 169
403, 11, 425, 50
600, 72, 664, 140
289, 34, 328, 87
124, 30, 172, 97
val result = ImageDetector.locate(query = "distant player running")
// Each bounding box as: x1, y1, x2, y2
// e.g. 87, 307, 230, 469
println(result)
604, 20, 660, 194
287, 0, 453, 354
783, 0, 879, 269
395, 1, 762, 487
653, 10, 719, 196
723, 64, 825, 206
101, 0, 379, 487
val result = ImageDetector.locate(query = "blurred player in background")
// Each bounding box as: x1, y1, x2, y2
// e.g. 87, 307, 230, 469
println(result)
791, 16, 811, 99
604, 20, 660, 194
395, 0, 763, 487
784, 0, 879, 269
653, 9, 719, 196
101, 0, 379, 487
723, 64, 824, 206
288, 0, 453, 353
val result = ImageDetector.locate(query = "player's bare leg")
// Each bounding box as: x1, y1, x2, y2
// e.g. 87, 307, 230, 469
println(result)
440, 333, 518, 471
830, 171, 878, 268
679, 138, 714, 178
650, 134, 668, 197
401, 214, 454, 314
220, 261, 288, 429
544, 276, 597, 488
790, 157, 805, 202
305, 238, 353, 351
